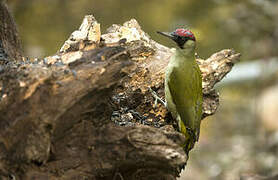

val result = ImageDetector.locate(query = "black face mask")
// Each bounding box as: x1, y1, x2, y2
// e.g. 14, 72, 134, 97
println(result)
170, 33, 191, 49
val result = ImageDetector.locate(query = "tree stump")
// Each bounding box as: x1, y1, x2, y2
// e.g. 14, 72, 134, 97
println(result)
0, 6, 241, 180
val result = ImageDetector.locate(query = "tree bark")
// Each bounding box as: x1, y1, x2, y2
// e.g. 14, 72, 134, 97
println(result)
0, 1, 22, 62
0, 6, 242, 180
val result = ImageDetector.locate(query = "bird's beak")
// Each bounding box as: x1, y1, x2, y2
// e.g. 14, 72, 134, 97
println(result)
157, 31, 174, 39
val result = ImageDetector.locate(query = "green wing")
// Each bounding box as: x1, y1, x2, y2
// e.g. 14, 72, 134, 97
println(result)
167, 63, 203, 141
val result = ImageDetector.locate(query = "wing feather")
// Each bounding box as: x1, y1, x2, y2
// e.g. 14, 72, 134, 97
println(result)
167, 63, 202, 141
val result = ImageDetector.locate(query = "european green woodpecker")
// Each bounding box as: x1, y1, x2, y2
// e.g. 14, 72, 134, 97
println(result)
157, 29, 203, 154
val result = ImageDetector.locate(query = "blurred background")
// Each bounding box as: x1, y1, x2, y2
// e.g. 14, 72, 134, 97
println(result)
6, 0, 278, 179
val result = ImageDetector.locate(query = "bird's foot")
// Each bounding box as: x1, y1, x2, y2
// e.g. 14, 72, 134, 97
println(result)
186, 127, 197, 142
148, 87, 166, 107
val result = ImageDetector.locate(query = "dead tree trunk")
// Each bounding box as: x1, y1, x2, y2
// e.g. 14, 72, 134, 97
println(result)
0, 4, 240, 180
0, 1, 22, 62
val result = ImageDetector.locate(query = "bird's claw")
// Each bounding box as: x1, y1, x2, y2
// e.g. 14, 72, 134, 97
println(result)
186, 127, 197, 142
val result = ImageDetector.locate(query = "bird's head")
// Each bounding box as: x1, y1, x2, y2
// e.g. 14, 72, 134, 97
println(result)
157, 29, 196, 49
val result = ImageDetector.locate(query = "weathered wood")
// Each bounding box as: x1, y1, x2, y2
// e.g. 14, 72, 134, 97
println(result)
0, 11, 241, 180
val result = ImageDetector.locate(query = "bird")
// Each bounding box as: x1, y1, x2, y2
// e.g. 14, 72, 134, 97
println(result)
157, 28, 203, 154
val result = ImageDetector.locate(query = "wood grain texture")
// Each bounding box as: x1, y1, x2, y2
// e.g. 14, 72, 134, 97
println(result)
0, 13, 240, 179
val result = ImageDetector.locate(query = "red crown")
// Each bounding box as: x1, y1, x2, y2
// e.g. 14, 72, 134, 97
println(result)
175, 29, 195, 40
